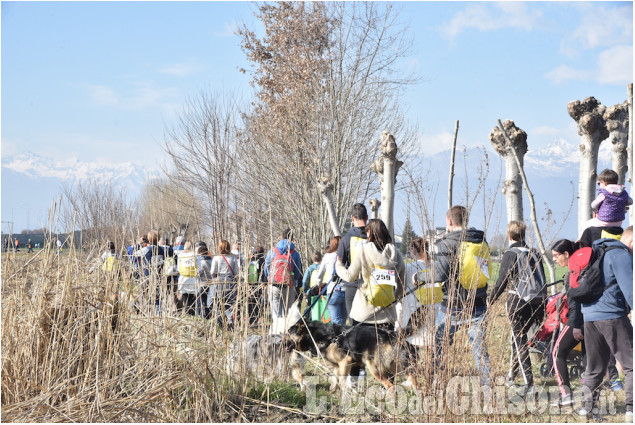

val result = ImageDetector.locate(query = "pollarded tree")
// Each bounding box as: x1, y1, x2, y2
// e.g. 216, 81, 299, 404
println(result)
488, 120, 527, 223
604, 100, 629, 184
567, 97, 609, 235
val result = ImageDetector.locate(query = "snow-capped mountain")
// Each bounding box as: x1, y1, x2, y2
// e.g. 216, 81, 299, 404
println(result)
1, 151, 159, 233
525, 137, 613, 176
2, 151, 155, 184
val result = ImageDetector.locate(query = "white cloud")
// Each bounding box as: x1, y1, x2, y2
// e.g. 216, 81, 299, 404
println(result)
83, 83, 180, 114
159, 61, 206, 77
418, 130, 482, 157
566, 4, 633, 53
596, 45, 633, 85
544, 65, 590, 85
440, 2, 543, 40
87, 85, 119, 106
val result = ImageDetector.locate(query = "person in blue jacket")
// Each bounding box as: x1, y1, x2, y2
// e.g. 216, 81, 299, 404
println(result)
579, 228, 633, 421
264, 228, 303, 332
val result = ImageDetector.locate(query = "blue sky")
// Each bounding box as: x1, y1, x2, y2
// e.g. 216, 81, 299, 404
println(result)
1, 1, 633, 234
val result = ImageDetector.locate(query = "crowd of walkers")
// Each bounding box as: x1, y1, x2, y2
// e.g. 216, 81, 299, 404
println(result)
96, 168, 632, 420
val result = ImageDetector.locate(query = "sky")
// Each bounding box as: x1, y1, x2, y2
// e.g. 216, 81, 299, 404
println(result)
1, 1, 633, 234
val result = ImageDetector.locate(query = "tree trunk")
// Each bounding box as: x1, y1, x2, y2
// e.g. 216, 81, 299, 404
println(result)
317, 177, 341, 237
489, 120, 527, 223
567, 97, 609, 235
497, 119, 557, 292
604, 101, 629, 185
448, 120, 459, 211
371, 131, 403, 239
369, 198, 381, 220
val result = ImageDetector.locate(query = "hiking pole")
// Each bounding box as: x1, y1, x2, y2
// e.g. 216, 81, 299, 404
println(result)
301, 283, 329, 318
319, 278, 342, 322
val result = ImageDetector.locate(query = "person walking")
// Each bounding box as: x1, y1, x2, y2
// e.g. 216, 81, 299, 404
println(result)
488, 221, 547, 397
578, 228, 633, 421
431, 205, 492, 388
264, 228, 303, 334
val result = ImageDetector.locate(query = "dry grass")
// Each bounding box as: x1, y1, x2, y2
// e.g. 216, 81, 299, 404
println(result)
1, 247, 627, 422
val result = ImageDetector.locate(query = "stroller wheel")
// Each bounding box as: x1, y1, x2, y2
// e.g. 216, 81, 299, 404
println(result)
540, 363, 553, 378
569, 365, 581, 380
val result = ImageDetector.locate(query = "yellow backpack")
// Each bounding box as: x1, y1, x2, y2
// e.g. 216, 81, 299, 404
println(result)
366, 265, 397, 307
102, 254, 118, 272
178, 252, 197, 278
458, 241, 491, 290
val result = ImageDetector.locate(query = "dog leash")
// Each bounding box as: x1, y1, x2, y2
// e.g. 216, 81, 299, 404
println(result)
334, 278, 442, 343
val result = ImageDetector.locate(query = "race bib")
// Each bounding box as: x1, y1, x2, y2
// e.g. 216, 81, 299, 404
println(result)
370, 268, 397, 287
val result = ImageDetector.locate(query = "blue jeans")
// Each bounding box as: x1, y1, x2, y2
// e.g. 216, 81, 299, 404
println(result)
434, 305, 490, 387
327, 290, 347, 325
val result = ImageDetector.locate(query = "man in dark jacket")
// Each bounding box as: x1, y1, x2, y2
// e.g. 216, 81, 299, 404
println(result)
336, 202, 368, 386
579, 235, 633, 420
488, 221, 546, 397
336, 202, 368, 324
429, 205, 491, 388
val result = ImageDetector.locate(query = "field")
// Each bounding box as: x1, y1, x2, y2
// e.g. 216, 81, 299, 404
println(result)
1, 247, 627, 423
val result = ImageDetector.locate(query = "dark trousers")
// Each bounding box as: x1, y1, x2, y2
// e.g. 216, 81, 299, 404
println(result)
506, 296, 544, 387
553, 324, 586, 396
583, 317, 633, 412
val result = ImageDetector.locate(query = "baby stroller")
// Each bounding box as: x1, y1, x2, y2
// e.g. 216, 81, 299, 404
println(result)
528, 283, 584, 379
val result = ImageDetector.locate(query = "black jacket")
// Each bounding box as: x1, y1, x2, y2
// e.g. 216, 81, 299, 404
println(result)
336, 225, 367, 287
563, 272, 584, 329
578, 226, 623, 248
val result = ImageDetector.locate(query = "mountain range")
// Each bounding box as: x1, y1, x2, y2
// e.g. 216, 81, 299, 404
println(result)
1, 140, 623, 241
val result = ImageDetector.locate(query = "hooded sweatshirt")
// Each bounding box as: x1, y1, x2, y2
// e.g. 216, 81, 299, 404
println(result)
433, 228, 489, 313
581, 238, 633, 322
335, 241, 405, 324
264, 239, 303, 286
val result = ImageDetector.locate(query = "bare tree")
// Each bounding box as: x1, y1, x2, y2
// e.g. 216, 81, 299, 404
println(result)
163, 91, 240, 244
489, 120, 527, 223
136, 177, 201, 242
61, 179, 136, 250
567, 97, 609, 235
237, 2, 417, 256
604, 100, 629, 184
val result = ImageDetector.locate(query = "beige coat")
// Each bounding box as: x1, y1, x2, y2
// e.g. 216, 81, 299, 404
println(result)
335, 242, 406, 324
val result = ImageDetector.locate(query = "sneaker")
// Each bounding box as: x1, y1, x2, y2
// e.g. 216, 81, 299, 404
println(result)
609, 379, 624, 391
551, 394, 574, 407
626, 411, 633, 423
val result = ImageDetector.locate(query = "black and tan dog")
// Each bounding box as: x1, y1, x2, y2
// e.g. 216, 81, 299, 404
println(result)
285, 320, 417, 392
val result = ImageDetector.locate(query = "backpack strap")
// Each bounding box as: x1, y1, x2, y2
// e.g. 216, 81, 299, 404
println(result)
221, 255, 235, 277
